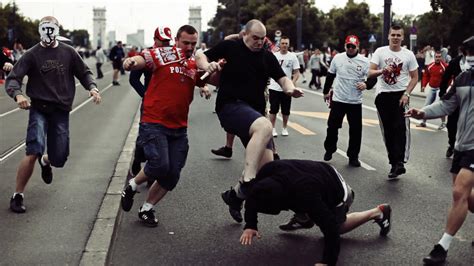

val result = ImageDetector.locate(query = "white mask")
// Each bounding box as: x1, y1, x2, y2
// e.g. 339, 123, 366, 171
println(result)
38, 21, 59, 45
465, 55, 474, 69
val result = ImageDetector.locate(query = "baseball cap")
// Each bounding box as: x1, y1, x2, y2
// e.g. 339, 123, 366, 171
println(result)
345, 35, 360, 46
154, 26, 172, 41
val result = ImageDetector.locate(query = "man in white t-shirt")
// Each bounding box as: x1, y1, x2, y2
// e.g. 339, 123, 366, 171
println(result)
368, 25, 418, 179
322, 35, 376, 167
268, 36, 300, 137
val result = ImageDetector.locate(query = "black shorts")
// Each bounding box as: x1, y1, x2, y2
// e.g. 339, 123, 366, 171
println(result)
451, 149, 474, 174
269, 90, 292, 115
112, 60, 122, 70
299, 65, 305, 73
217, 101, 273, 150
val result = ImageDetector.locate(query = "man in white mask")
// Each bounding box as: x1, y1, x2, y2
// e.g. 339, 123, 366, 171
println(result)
406, 36, 474, 264
5, 16, 101, 213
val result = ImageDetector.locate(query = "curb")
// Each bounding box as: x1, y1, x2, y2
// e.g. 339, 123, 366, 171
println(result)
79, 109, 139, 266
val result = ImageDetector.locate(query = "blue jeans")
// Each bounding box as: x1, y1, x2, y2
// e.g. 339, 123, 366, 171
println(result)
25, 107, 70, 167
424, 87, 439, 106
138, 123, 189, 191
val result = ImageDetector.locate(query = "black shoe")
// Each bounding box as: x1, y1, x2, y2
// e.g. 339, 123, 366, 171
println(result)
112, 81, 120, 86
121, 185, 137, 212
138, 208, 158, 227
273, 153, 280, 160
323, 152, 332, 161
348, 158, 361, 167
388, 163, 406, 179
445, 147, 454, 158
423, 244, 447, 265
279, 213, 315, 231
221, 188, 243, 223
37, 157, 53, 184
375, 204, 391, 236
211, 146, 232, 158
10, 194, 26, 213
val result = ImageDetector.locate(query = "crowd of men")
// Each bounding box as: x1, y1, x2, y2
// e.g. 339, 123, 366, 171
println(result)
2, 15, 473, 266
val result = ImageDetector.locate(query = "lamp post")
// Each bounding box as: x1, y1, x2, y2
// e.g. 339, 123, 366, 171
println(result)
383, 0, 392, 46
296, 0, 303, 50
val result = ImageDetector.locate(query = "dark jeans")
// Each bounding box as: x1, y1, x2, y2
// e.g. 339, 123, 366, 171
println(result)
96, 62, 103, 78
375, 91, 411, 165
309, 69, 321, 87
25, 107, 70, 167
324, 101, 362, 159
138, 123, 189, 191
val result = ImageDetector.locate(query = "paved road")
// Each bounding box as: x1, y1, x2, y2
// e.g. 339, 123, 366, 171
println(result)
0, 59, 141, 265
108, 76, 473, 265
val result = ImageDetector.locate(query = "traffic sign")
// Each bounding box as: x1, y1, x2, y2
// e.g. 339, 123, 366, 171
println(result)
369, 34, 376, 43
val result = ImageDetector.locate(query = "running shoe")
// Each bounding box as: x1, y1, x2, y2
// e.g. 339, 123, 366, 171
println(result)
138, 208, 158, 227
10, 194, 26, 213
211, 146, 232, 158
348, 158, 361, 167
221, 187, 243, 223
38, 157, 53, 184
417, 122, 426, 127
281, 128, 289, 136
438, 122, 446, 130
445, 146, 454, 158
375, 204, 391, 236
279, 213, 315, 231
423, 244, 447, 264
272, 128, 278, 137
121, 184, 137, 212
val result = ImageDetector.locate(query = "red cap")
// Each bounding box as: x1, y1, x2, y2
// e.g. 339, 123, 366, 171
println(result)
154, 27, 172, 41
345, 35, 360, 46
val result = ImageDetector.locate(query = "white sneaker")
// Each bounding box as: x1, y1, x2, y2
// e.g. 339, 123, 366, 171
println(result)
438, 122, 446, 130
281, 128, 289, 136
272, 128, 278, 137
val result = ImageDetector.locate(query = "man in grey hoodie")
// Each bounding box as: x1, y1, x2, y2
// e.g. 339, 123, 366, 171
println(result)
5, 16, 101, 213
406, 36, 474, 265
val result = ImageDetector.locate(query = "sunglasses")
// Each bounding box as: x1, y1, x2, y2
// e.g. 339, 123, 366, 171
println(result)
346, 44, 357, 49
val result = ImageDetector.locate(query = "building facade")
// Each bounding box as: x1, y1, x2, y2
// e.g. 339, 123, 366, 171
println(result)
92, 7, 106, 49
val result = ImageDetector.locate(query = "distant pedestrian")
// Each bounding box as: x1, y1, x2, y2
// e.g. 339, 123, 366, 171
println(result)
6, 16, 101, 213
109, 41, 125, 85
95, 46, 107, 79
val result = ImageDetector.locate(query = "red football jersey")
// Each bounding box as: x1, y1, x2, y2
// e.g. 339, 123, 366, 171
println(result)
140, 47, 201, 128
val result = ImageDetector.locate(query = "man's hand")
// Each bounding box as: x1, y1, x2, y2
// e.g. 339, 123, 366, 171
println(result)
89, 89, 102, 104
240, 229, 261, 245
323, 89, 332, 102
399, 94, 409, 107
123, 58, 136, 71
355, 82, 367, 91
421, 86, 425, 93
205, 61, 222, 75
15, 94, 30, 109
289, 87, 304, 98
199, 86, 211, 99
3, 62, 13, 72
405, 108, 425, 119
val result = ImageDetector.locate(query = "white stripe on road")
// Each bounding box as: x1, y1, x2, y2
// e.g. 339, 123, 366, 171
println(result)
0, 83, 113, 163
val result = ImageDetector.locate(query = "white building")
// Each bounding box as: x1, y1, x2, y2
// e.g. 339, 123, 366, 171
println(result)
126, 30, 145, 49
92, 7, 106, 49
188, 6, 202, 44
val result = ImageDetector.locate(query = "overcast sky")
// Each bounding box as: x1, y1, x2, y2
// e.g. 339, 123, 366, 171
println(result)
2, 0, 432, 46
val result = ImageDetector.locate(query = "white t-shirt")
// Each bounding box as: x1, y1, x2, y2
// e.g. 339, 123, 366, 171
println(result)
329, 53, 369, 104
269, 51, 300, 92
370, 46, 418, 94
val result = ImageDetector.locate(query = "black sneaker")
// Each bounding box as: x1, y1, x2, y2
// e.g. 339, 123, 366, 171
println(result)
121, 185, 137, 212
10, 194, 26, 213
221, 188, 243, 223
348, 158, 361, 167
445, 146, 454, 158
375, 204, 391, 236
388, 163, 406, 179
423, 244, 447, 264
138, 208, 158, 227
37, 157, 53, 184
112, 81, 120, 86
323, 152, 332, 161
279, 213, 315, 231
211, 146, 232, 158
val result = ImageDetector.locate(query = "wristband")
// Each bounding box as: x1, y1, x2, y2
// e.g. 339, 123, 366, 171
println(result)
90, 88, 99, 93
403, 92, 410, 97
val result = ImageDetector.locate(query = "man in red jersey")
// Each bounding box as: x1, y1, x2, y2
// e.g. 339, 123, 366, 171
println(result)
119, 25, 210, 227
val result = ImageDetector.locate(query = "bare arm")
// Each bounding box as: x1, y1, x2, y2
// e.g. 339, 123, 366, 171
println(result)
368, 62, 383, 78
195, 50, 222, 74
277, 76, 303, 98
291, 69, 300, 85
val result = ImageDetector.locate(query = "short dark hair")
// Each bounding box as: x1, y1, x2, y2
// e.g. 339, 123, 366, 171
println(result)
281, 36, 290, 40
176, 25, 197, 39
390, 24, 402, 30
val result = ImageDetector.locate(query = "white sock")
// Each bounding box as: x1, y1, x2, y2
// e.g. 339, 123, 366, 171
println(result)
13, 192, 24, 198
438, 233, 453, 251
141, 202, 154, 212
129, 178, 138, 191
40, 155, 48, 166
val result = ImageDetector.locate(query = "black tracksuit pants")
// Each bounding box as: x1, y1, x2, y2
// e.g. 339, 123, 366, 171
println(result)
324, 101, 362, 160
447, 108, 459, 149
375, 91, 411, 165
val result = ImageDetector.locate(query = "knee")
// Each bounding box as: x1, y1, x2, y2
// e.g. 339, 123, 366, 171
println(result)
452, 185, 468, 203
144, 160, 170, 179
157, 172, 180, 191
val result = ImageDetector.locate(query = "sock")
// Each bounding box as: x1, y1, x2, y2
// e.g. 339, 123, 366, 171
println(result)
40, 155, 48, 166
13, 192, 24, 198
129, 178, 138, 191
438, 233, 453, 251
141, 202, 154, 212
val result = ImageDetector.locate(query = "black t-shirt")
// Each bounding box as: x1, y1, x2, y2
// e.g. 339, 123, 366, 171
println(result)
204, 39, 285, 114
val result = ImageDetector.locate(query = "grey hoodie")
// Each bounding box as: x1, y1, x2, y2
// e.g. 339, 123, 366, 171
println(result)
422, 70, 474, 152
